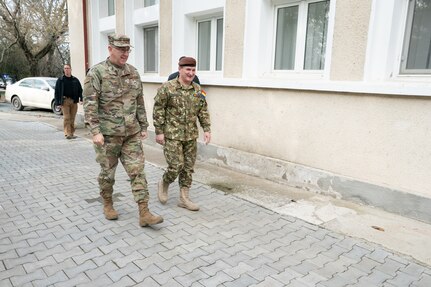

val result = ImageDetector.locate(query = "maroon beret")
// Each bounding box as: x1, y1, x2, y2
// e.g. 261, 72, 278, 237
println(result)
178, 57, 196, 67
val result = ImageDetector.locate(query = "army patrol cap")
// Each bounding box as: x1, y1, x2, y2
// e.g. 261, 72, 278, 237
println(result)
108, 34, 133, 48
178, 57, 196, 67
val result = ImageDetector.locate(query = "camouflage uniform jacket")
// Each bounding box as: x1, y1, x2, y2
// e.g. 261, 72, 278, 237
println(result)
83, 58, 148, 136
153, 79, 211, 141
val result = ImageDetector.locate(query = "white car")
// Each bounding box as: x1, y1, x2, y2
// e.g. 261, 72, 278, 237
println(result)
5, 77, 62, 115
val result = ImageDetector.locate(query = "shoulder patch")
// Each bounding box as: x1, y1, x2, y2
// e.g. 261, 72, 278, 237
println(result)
194, 89, 207, 99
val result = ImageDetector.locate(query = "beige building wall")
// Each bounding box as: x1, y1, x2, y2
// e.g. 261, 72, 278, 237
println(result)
115, 0, 125, 34
66, 0, 86, 118
159, 0, 173, 77
223, 0, 246, 78
143, 83, 431, 199
66, 0, 86, 82
330, 0, 372, 81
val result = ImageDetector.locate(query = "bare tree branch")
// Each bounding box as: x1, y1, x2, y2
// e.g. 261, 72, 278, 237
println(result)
0, 0, 68, 75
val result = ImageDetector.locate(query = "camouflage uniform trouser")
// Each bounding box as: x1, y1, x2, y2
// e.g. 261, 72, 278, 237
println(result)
163, 139, 197, 188
94, 132, 148, 202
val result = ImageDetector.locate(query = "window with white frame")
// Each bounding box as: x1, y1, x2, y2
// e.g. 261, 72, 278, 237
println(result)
108, 0, 115, 16
134, 0, 158, 8
144, 0, 158, 7
144, 26, 158, 73
401, 0, 431, 74
197, 17, 224, 71
274, 0, 329, 71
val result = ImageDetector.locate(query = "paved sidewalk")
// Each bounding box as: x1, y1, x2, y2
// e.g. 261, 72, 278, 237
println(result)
1, 120, 431, 287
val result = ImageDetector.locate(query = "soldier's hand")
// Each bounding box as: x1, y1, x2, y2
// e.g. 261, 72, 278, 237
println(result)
141, 131, 148, 140
156, 134, 165, 145
93, 133, 104, 146
204, 132, 211, 145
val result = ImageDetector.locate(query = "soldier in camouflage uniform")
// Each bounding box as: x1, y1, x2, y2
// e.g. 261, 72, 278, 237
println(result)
83, 34, 163, 227
153, 57, 211, 211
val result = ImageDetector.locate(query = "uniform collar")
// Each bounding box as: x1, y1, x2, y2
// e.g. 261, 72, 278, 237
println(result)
174, 77, 198, 91
106, 58, 131, 76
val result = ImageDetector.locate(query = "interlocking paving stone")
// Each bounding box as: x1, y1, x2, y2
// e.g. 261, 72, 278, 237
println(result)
197, 270, 234, 286
385, 271, 419, 286
52, 246, 85, 263
151, 266, 187, 285
34, 244, 67, 261
412, 273, 431, 287
174, 269, 210, 286
105, 262, 140, 283
1, 120, 431, 287
42, 258, 77, 277
9, 269, 47, 286
129, 263, 163, 283
249, 276, 286, 287
31, 271, 69, 287
297, 271, 329, 285
223, 262, 255, 279
53, 272, 91, 287
134, 276, 161, 287
106, 275, 137, 287
402, 261, 428, 277
75, 274, 115, 287
374, 257, 405, 276
223, 274, 259, 287
0, 266, 26, 281
199, 260, 232, 277
356, 269, 394, 286
3, 254, 37, 270
290, 260, 321, 276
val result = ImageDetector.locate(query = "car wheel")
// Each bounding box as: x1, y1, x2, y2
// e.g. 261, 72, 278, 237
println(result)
52, 101, 62, 115
11, 96, 24, 111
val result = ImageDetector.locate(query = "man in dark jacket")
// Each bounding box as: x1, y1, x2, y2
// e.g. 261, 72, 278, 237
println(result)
55, 64, 83, 139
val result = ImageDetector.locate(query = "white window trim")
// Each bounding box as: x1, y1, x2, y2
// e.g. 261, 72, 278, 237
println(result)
270, 0, 331, 76
127, 1, 160, 78
196, 16, 224, 74
241, 0, 335, 81
399, 0, 431, 75
365, 0, 431, 84
87, 1, 115, 65
143, 25, 159, 74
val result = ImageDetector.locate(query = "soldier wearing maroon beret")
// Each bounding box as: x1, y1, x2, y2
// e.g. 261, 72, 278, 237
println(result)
154, 56, 211, 211
167, 56, 201, 84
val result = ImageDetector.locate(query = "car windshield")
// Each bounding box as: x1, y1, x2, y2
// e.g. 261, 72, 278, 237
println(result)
46, 79, 57, 89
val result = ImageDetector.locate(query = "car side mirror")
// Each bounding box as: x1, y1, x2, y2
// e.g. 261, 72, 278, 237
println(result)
43, 87, 50, 91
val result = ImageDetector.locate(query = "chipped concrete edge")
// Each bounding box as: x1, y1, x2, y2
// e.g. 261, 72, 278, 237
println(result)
193, 142, 431, 225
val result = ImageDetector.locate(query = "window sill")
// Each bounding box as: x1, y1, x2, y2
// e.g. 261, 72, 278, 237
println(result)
199, 78, 431, 97
139, 75, 431, 97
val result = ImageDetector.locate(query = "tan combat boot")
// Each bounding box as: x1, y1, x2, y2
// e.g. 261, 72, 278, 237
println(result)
138, 200, 164, 227
178, 187, 200, 211
158, 179, 169, 204
102, 197, 118, 220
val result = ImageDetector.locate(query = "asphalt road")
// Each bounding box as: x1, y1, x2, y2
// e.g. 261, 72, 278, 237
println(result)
0, 100, 60, 118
